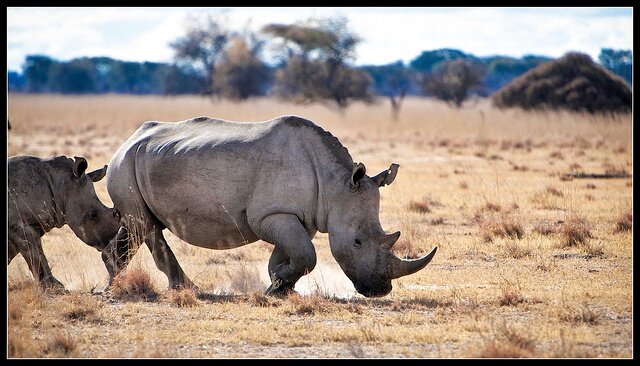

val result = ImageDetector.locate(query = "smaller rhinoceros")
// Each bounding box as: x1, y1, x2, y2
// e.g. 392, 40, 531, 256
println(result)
7, 155, 121, 289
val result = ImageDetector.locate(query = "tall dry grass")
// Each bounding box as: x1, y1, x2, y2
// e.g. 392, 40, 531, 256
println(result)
7, 94, 632, 358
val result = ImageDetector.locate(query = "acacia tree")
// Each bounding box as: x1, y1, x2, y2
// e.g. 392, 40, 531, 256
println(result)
169, 14, 230, 95
421, 59, 485, 108
263, 17, 372, 110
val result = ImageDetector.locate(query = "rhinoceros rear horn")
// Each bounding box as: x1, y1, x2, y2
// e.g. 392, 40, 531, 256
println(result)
387, 246, 437, 279
87, 165, 108, 182
380, 231, 401, 250
372, 163, 399, 187
73, 156, 88, 178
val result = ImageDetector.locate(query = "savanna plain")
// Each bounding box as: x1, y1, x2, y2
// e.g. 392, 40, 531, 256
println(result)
7, 94, 633, 358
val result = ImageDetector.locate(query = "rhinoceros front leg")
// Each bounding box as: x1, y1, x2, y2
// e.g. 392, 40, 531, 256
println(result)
145, 225, 195, 290
8, 227, 65, 290
253, 214, 317, 296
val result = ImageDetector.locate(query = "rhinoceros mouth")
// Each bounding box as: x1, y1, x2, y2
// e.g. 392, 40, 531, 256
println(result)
355, 283, 392, 298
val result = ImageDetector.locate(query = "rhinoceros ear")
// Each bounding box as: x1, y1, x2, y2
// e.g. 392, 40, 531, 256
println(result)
87, 165, 108, 182
73, 156, 88, 178
351, 163, 367, 188
372, 163, 400, 187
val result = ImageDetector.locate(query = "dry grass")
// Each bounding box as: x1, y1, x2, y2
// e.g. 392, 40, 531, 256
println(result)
7, 94, 632, 358
285, 292, 336, 315
476, 322, 536, 358
557, 302, 601, 325
43, 331, 77, 357
503, 241, 531, 259
499, 279, 525, 306
474, 205, 525, 242
533, 220, 559, 236
407, 195, 443, 214
61, 292, 104, 321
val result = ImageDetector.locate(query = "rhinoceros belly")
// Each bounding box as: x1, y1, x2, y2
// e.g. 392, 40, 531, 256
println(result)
157, 204, 259, 249
137, 157, 260, 250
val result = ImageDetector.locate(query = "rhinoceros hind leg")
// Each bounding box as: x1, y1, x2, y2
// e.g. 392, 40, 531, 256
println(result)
145, 225, 196, 290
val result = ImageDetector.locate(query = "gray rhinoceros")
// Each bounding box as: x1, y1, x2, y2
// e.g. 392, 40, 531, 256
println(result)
8, 155, 121, 289
103, 115, 437, 297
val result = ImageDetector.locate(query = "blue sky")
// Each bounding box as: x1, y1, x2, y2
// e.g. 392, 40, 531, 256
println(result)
6, 7, 634, 72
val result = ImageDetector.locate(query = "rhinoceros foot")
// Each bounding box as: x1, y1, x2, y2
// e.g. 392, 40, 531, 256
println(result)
264, 282, 297, 298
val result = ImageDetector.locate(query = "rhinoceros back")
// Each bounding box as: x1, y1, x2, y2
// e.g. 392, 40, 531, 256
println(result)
106, 116, 326, 249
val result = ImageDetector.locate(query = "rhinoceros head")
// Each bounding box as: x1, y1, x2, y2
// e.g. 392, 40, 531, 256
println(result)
62, 156, 121, 249
327, 163, 437, 297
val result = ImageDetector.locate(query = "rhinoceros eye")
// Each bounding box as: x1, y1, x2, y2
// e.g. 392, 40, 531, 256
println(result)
89, 210, 99, 219
354, 238, 362, 248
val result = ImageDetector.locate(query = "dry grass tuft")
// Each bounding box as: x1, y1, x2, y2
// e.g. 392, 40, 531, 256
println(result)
534, 255, 557, 272
62, 292, 104, 321
475, 210, 525, 242
533, 220, 559, 236
286, 292, 334, 315
477, 322, 536, 358
499, 280, 525, 306
110, 266, 158, 302
164, 288, 200, 307
43, 330, 77, 356
614, 212, 632, 232
558, 214, 592, 247
582, 241, 605, 258
557, 302, 600, 325
407, 195, 443, 214
546, 186, 564, 197
549, 151, 564, 160
407, 199, 431, 213
8, 329, 41, 358
9, 281, 47, 314
530, 190, 563, 210
503, 241, 532, 259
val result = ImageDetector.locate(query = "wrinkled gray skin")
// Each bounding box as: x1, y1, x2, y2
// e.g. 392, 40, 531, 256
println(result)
104, 115, 437, 297
7, 155, 121, 289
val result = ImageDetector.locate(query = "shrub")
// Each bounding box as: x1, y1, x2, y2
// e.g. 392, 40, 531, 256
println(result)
492, 52, 631, 114
110, 267, 158, 302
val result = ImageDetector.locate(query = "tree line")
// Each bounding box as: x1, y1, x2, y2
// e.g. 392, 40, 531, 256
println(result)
7, 15, 632, 115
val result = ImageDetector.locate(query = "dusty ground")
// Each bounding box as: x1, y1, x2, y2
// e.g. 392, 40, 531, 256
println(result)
7, 94, 633, 358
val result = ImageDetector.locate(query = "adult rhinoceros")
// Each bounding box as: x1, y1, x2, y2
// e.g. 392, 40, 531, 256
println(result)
103, 115, 437, 297
8, 155, 121, 289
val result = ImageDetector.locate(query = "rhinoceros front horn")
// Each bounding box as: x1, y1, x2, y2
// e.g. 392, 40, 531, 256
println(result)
387, 247, 438, 279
